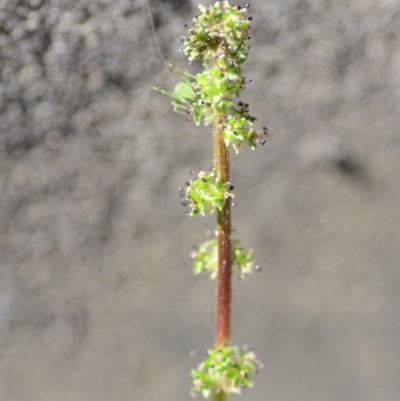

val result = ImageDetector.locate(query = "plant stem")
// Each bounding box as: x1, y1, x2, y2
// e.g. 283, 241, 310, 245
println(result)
213, 114, 232, 349
213, 391, 227, 401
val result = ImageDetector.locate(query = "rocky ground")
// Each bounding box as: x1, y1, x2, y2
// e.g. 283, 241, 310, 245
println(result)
0, 0, 399, 400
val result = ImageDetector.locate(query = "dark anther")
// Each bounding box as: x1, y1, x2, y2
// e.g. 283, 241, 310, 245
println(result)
248, 16, 253, 21
180, 201, 187, 206
237, 5, 241, 10
201, 178, 206, 183
229, 185, 235, 190
240, 78, 253, 89
238, 101, 244, 106
184, 24, 188, 28
185, 181, 190, 186
248, 36, 251, 39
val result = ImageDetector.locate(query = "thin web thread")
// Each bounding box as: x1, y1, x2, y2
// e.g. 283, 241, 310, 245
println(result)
92, 0, 175, 110
145, 0, 175, 83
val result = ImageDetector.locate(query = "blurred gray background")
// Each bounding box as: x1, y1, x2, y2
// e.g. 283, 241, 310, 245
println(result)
1, 0, 399, 400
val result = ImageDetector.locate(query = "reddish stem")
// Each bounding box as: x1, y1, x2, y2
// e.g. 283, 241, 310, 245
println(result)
213, 115, 232, 348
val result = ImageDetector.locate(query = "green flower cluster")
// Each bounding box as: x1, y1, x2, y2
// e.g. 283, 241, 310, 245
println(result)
223, 102, 268, 153
155, 2, 268, 152
180, 170, 234, 216
183, 2, 251, 66
191, 237, 260, 279
191, 345, 263, 399
182, 1, 251, 116
194, 60, 243, 114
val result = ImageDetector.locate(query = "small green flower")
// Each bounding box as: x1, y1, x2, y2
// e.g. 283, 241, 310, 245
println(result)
183, 2, 251, 66
221, 102, 269, 153
191, 345, 263, 399
190, 237, 260, 279
180, 170, 234, 216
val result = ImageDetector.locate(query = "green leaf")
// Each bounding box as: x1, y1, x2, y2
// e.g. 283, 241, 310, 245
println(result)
153, 86, 186, 103
174, 82, 196, 101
